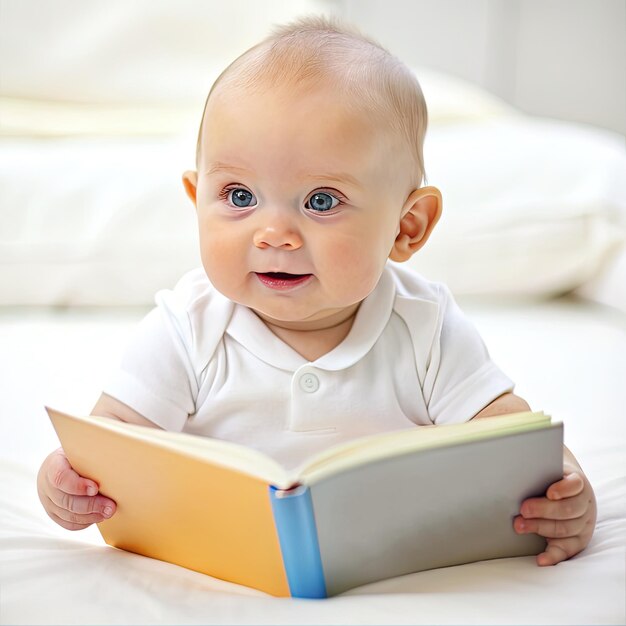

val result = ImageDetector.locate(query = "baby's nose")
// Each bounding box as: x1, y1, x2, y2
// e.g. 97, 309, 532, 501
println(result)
253, 218, 303, 250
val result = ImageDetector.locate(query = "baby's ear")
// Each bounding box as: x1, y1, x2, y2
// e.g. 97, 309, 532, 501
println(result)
389, 186, 442, 262
182, 171, 198, 206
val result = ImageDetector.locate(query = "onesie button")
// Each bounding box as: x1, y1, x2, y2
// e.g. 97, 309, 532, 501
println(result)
299, 373, 320, 393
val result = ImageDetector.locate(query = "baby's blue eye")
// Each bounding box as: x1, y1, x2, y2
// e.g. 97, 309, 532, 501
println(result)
307, 192, 339, 213
229, 188, 256, 208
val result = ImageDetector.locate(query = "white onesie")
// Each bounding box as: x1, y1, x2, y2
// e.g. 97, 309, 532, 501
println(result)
104, 262, 514, 469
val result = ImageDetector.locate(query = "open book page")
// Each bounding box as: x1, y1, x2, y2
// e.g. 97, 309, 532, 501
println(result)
295, 411, 552, 486
46, 409, 553, 490
46, 409, 292, 487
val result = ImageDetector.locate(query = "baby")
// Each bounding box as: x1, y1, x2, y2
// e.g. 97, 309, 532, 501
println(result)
38, 15, 595, 567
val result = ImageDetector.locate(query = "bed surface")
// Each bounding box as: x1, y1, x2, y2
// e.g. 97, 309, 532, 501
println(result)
1, 296, 624, 625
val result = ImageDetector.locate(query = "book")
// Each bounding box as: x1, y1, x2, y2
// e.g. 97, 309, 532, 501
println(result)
46, 407, 563, 598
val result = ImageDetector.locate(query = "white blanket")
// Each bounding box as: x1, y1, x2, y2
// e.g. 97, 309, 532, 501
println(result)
1, 297, 624, 624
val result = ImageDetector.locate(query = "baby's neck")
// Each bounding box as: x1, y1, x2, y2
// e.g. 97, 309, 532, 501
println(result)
254, 304, 360, 361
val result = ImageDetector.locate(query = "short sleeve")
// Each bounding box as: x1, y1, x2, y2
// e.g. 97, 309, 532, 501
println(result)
103, 269, 234, 430
103, 304, 198, 431
424, 285, 515, 425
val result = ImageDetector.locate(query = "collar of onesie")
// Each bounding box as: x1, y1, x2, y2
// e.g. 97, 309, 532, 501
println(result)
225, 269, 396, 372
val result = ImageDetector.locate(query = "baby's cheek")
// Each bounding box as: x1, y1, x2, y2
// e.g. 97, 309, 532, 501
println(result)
198, 217, 233, 257
322, 242, 381, 299
198, 230, 240, 287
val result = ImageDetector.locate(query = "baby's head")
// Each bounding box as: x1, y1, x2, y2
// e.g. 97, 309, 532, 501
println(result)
183, 15, 441, 330
196, 16, 429, 187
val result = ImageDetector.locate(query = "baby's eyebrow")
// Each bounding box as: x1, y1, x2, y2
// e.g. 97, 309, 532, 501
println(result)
304, 172, 362, 188
205, 161, 362, 188
205, 162, 250, 177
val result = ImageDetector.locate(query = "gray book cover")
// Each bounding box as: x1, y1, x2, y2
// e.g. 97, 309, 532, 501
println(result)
309, 424, 563, 596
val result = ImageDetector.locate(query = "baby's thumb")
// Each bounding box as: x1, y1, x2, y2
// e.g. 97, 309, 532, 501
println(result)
547, 472, 584, 500
48, 450, 99, 496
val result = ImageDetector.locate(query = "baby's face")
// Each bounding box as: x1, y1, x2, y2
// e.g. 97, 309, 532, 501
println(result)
185, 83, 412, 330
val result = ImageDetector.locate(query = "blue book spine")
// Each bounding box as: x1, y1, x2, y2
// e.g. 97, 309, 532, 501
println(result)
269, 485, 327, 599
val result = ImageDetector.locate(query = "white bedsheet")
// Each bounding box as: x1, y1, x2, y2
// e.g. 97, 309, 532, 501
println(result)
1, 298, 624, 625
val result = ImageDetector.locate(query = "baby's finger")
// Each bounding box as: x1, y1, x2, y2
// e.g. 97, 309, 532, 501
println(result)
546, 472, 585, 501
536, 537, 584, 566
47, 451, 99, 496
43, 491, 114, 523
47, 486, 116, 518
45, 502, 104, 532
520, 491, 589, 520
514, 514, 587, 539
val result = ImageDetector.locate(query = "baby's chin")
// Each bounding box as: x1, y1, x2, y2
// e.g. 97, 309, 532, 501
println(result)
250, 302, 362, 332
207, 274, 363, 330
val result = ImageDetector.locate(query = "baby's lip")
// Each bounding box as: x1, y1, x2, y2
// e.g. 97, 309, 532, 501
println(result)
255, 272, 314, 291
261, 271, 311, 277
256, 270, 313, 278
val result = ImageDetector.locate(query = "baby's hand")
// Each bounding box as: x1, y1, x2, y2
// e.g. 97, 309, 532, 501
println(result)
514, 461, 596, 566
37, 447, 117, 530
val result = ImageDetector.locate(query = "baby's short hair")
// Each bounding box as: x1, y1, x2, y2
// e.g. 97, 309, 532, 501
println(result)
196, 15, 428, 187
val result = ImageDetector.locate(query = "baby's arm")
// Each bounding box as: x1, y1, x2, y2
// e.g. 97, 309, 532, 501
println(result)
37, 394, 158, 530
473, 393, 597, 565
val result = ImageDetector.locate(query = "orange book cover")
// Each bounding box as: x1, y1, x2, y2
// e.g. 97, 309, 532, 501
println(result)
46, 408, 291, 597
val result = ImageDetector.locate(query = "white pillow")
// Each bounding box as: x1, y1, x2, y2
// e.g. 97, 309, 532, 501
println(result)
416, 67, 519, 123
407, 116, 626, 297
0, 135, 201, 305
575, 247, 626, 313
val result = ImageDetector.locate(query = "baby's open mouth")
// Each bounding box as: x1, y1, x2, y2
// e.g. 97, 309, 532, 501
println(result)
262, 272, 308, 280
255, 272, 313, 290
